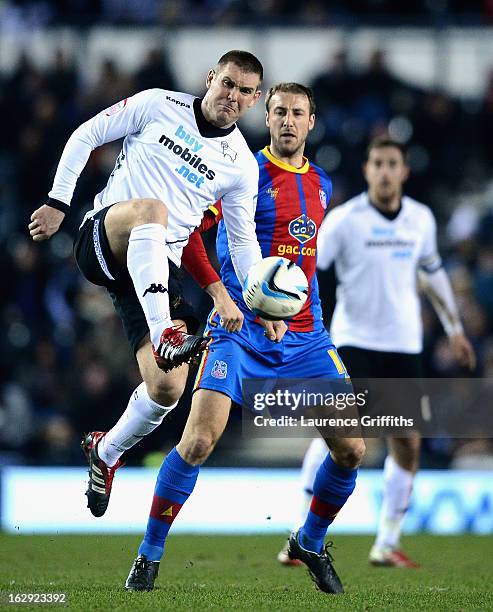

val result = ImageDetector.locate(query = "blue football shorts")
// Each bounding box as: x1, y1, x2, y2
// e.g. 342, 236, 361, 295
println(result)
194, 309, 350, 407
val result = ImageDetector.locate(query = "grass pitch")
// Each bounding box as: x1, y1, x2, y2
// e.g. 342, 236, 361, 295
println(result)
0, 534, 491, 611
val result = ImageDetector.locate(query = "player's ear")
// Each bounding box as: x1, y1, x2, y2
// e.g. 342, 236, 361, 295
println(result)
362, 162, 369, 181
205, 69, 215, 89
248, 89, 262, 108
402, 163, 410, 182
308, 114, 315, 131
265, 109, 270, 128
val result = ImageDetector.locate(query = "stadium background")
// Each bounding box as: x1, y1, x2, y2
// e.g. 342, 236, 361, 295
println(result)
0, 0, 492, 536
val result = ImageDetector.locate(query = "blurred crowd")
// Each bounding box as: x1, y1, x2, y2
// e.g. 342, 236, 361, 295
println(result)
0, 44, 493, 469
1, 0, 493, 27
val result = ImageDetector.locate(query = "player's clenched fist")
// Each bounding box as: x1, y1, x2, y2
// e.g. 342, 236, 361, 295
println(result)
206, 280, 245, 333
449, 332, 476, 371
29, 205, 65, 241
215, 292, 244, 333
259, 318, 287, 343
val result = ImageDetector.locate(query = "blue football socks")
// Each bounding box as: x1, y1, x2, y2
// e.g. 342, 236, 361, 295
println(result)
300, 453, 358, 553
138, 447, 199, 562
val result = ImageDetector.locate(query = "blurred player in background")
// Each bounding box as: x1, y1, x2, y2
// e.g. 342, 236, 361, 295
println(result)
278, 137, 475, 568
28, 50, 270, 518
125, 83, 365, 594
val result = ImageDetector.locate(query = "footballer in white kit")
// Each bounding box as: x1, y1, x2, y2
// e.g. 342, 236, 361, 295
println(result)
279, 137, 475, 569
28, 51, 272, 519
320, 192, 442, 355
68, 87, 261, 358
71, 89, 261, 270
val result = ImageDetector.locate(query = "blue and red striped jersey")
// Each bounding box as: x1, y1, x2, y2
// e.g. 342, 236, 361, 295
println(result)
217, 146, 332, 332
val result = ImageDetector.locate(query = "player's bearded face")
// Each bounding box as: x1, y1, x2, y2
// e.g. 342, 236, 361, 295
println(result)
364, 147, 410, 203
266, 92, 315, 158
203, 63, 261, 128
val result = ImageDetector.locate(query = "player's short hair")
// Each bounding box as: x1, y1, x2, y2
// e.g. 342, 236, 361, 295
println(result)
366, 137, 408, 163
217, 50, 263, 82
265, 82, 316, 115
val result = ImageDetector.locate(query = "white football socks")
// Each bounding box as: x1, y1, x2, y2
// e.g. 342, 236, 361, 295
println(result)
127, 223, 172, 347
98, 382, 177, 467
374, 455, 415, 550
294, 437, 328, 529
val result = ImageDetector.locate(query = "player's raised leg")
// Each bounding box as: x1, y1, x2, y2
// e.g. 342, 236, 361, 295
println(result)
103, 199, 210, 370
369, 435, 420, 568
82, 322, 192, 517
125, 388, 231, 591
288, 436, 365, 593
104, 198, 171, 341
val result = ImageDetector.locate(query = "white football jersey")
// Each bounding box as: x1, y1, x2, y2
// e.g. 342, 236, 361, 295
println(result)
317, 192, 442, 354
48, 88, 261, 280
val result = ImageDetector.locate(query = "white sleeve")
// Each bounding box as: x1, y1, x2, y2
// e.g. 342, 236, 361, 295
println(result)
48, 89, 161, 205
316, 206, 345, 270
418, 208, 442, 273
220, 160, 262, 286
418, 267, 464, 336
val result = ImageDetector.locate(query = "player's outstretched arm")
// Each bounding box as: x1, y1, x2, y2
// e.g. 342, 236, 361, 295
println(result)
28, 204, 65, 241
181, 204, 243, 332
418, 268, 476, 371
31, 90, 159, 237
316, 205, 345, 271
220, 157, 263, 286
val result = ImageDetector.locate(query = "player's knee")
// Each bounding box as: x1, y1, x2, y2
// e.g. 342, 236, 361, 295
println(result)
147, 378, 185, 407
181, 435, 216, 465
334, 439, 366, 469
401, 436, 421, 453
391, 441, 420, 472
391, 436, 421, 471
130, 198, 168, 227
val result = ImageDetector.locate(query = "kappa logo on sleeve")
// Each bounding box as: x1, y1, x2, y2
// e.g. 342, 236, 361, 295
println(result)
104, 99, 128, 116
166, 95, 191, 109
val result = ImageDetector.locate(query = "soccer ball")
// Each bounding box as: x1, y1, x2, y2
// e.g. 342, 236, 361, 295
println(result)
242, 257, 309, 321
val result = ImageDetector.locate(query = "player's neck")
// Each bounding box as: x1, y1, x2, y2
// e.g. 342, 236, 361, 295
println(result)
368, 191, 402, 213
199, 98, 235, 131
269, 145, 305, 169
